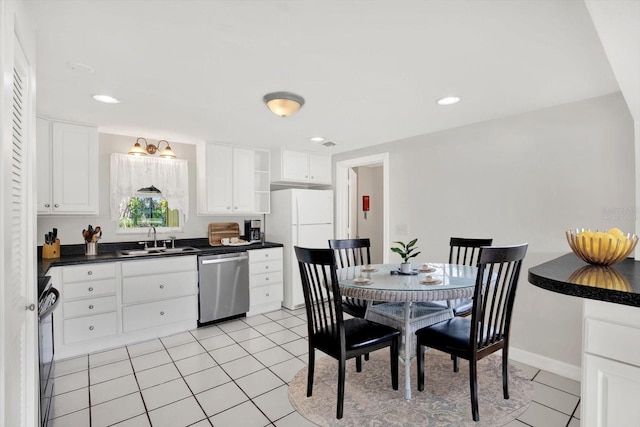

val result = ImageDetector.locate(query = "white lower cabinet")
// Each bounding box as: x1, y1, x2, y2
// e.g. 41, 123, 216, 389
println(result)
247, 248, 284, 316
52, 256, 198, 359
582, 300, 640, 426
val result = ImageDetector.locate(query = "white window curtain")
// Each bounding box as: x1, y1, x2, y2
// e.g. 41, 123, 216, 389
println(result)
110, 153, 189, 222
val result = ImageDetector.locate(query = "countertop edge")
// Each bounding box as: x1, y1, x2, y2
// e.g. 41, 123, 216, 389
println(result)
528, 253, 640, 308
38, 241, 284, 277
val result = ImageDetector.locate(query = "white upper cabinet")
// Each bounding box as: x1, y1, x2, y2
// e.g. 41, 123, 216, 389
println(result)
271, 148, 331, 185
197, 142, 270, 214
37, 117, 99, 215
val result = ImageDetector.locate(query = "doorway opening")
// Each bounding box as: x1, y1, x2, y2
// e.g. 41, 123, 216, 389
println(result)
335, 153, 390, 263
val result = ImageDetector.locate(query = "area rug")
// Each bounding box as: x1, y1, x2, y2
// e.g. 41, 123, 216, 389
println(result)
288, 350, 533, 427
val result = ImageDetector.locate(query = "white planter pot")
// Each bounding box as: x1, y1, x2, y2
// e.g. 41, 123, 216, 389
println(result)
400, 262, 412, 274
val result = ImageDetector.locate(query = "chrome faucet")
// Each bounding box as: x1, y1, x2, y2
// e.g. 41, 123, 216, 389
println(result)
147, 225, 158, 247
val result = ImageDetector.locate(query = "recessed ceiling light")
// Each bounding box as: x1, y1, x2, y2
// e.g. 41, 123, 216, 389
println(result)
437, 96, 461, 106
93, 94, 120, 104
310, 136, 325, 143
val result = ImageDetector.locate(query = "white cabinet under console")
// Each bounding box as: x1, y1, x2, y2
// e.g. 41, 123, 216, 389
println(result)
247, 247, 284, 316
51, 256, 198, 359
582, 300, 640, 425
121, 257, 198, 333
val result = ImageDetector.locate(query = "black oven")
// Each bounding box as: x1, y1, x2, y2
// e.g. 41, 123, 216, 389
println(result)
38, 277, 59, 427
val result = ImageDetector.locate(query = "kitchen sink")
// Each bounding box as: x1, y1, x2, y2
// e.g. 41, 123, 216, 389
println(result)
118, 247, 201, 257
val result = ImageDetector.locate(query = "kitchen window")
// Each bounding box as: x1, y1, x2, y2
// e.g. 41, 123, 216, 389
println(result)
110, 153, 189, 233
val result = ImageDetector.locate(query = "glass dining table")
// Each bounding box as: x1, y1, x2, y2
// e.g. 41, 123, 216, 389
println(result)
337, 263, 479, 400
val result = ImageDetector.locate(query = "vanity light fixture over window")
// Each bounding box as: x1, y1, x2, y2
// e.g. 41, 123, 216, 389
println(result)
128, 137, 177, 159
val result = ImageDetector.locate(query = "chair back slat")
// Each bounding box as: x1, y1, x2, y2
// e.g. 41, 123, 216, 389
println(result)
449, 237, 494, 266
471, 244, 527, 351
295, 246, 344, 345
329, 238, 371, 268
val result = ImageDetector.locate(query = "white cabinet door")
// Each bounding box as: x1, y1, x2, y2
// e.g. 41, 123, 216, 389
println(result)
232, 147, 255, 213
583, 353, 640, 426
36, 117, 52, 213
205, 143, 233, 213
50, 122, 98, 214
203, 143, 256, 214
309, 153, 331, 184
281, 149, 309, 182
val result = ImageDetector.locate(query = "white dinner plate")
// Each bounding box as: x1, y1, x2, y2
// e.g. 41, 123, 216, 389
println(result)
352, 277, 373, 285
419, 277, 442, 285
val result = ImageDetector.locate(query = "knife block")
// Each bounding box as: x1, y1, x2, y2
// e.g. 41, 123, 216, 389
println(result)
42, 239, 60, 259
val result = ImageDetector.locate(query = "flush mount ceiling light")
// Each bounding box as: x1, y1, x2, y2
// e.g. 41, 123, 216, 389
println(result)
310, 136, 325, 143
263, 91, 305, 117
93, 94, 120, 104
128, 137, 177, 159
437, 96, 461, 106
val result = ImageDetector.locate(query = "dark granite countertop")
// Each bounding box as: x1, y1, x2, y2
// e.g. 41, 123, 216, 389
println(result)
528, 253, 640, 307
37, 238, 283, 278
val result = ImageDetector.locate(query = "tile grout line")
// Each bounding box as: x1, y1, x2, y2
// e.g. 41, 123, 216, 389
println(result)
123, 345, 153, 427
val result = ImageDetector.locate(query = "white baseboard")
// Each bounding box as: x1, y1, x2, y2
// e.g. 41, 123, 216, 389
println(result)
509, 346, 581, 381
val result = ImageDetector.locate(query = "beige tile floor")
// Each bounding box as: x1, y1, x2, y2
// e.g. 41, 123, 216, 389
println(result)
48, 307, 581, 427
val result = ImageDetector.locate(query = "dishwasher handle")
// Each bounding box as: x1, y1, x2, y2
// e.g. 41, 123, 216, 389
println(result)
200, 255, 249, 265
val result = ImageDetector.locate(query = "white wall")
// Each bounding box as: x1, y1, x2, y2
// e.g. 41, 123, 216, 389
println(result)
333, 92, 635, 369
37, 133, 261, 245
355, 166, 384, 263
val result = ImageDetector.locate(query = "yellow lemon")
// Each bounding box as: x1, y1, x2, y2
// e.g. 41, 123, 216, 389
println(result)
607, 227, 625, 238
577, 230, 594, 253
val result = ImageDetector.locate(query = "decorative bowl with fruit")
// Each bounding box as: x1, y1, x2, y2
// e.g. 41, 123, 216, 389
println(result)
566, 228, 638, 266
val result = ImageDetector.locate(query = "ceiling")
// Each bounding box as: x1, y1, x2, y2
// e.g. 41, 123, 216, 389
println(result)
28, 0, 620, 154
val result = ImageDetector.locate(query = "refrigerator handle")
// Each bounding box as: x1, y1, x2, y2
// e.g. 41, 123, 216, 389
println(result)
295, 194, 300, 246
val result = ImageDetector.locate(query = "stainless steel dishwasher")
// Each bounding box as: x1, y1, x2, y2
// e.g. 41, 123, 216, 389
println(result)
198, 252, 250, 325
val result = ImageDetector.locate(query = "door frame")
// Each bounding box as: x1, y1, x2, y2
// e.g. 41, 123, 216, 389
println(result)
335, 153, 390, 263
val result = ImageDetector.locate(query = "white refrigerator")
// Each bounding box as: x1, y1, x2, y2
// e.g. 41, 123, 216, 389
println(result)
266, 189, 334, 309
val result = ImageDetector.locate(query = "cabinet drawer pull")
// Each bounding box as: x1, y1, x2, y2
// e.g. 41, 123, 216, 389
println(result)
265, 254, 269, 257
87, 271, 93, 276
54, 203, 59, 208
311, 176, 314, 179
45, 203, 50, 208
266, 293, 270, 297
88, 287, 94, 292
89, 326, 94, 331
159, 285, 165, 289
160, 311, 165, 316
89, 305, 94, 309
226, 206, 230, 210
265, 266, 269, 269
265, 277, 269, 281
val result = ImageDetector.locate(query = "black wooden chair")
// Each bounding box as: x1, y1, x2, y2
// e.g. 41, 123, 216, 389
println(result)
415, 244, 528, 422
295, 246, 400, 419
328, 238, 372, 318
447, 237, 494, 317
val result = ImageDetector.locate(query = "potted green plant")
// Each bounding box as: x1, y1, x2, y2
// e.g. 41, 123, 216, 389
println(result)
391, 239, 421, 273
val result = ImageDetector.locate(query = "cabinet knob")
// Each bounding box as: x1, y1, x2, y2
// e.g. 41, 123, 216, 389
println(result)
305, 175, 308, 178
311, 176, 314, 179
45, 203, 50, 208
25, 304, 36, 311
88, 287, 93, 292
89, 326, 94, 331
54, 204, 59, 208
266, 277, 269, 281
89, 305, 94, 309
159, 285, 165, 289
266, 293, 270, 297
265, 266, 269, 269
234, 206, 238, 210
226, 206, 231, 210
87, 271, 93, 276
160, 311, 165, 316
265, 254, 269, 258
